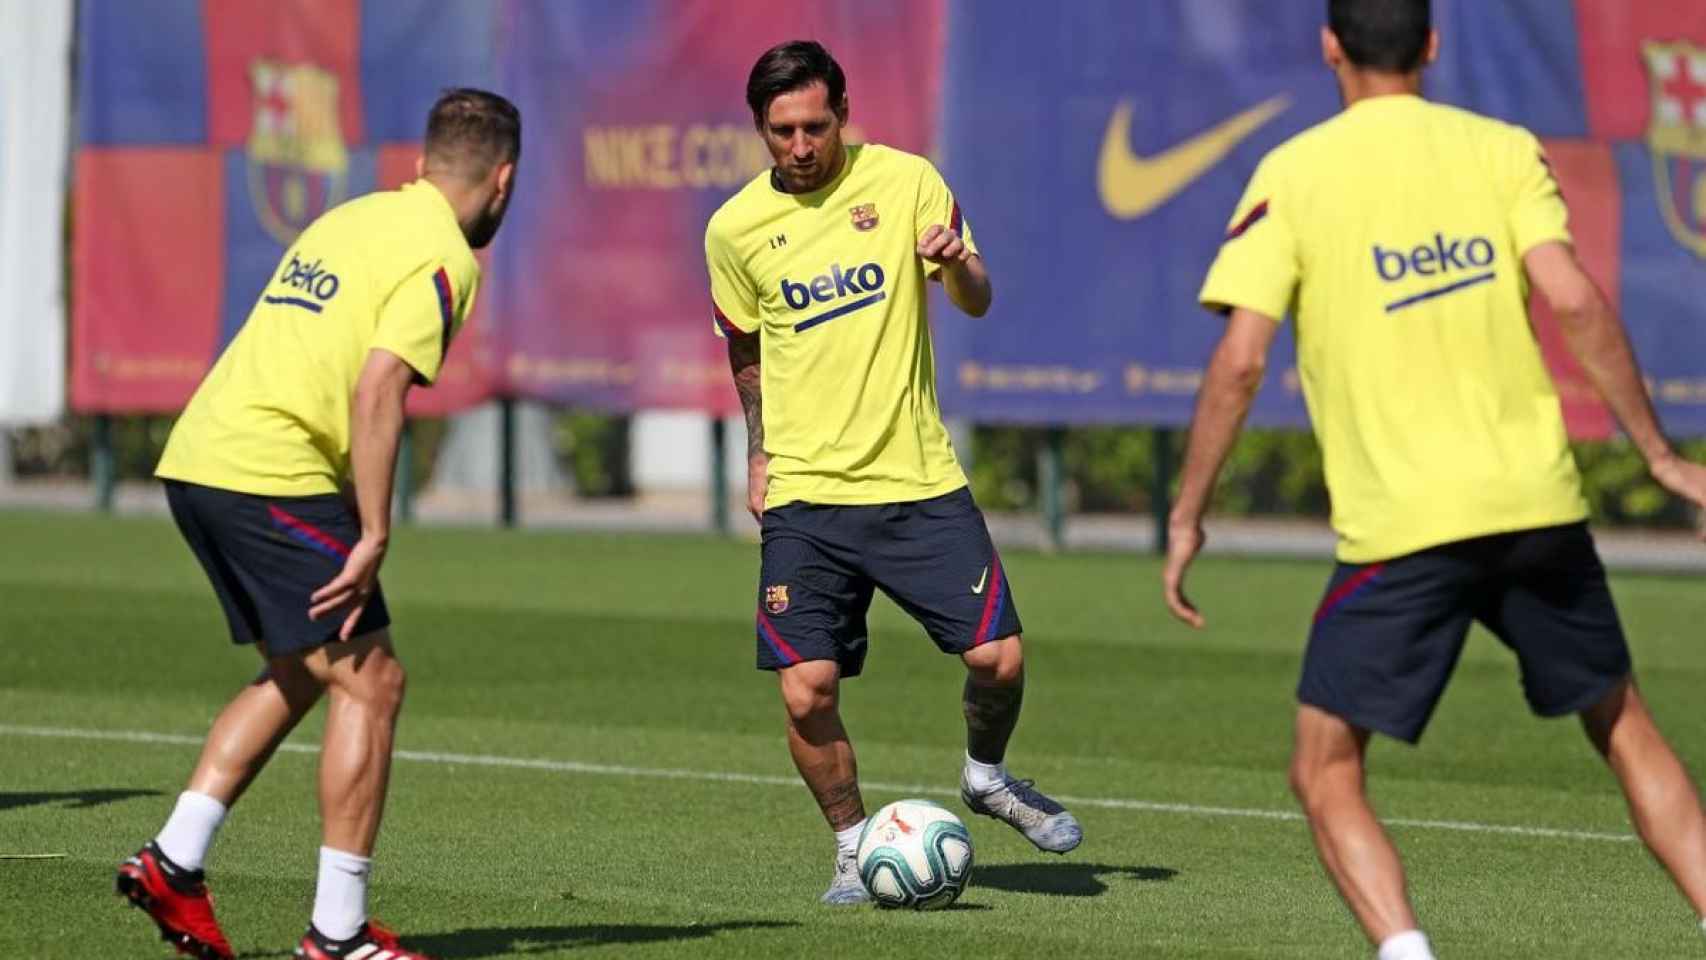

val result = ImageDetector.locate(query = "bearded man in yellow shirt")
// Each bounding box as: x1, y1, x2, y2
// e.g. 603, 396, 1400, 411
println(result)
117, 89, 519, 960
706, 41, 1082, 906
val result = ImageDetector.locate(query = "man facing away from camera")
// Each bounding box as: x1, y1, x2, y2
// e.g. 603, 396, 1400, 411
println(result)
1165, 1, 1706, 956
117, 89, 519, 960
705, 40, 1082, 905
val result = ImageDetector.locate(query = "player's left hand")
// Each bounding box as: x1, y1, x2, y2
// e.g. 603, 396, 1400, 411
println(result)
917, 224, 971, 266
310, 536, 388, 640
1162, 520, 1207, 628
1650, 453, 1706, 541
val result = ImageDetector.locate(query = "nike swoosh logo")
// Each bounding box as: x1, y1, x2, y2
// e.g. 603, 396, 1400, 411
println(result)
972, 566, 989, 595
1097, 96, 1291, 221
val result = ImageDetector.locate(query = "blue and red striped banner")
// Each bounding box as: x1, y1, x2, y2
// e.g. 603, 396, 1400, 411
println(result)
71, 1, 1706, 437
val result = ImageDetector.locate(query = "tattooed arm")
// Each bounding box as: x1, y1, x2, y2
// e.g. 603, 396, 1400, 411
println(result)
728, 328, 766, 520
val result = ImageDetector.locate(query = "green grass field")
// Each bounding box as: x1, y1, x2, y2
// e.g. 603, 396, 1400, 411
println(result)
4, 509, 1705, 958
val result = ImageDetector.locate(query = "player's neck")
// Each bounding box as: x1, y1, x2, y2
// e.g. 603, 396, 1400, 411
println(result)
1336, 69, 1423, 110
422, 174, 485, 244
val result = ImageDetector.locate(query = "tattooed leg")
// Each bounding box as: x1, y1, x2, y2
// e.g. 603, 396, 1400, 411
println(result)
962, 635, 1025, 765
779, 661, 865, 830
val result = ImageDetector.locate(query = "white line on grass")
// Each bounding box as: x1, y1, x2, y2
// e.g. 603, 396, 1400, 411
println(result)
0, 723, 1635, 845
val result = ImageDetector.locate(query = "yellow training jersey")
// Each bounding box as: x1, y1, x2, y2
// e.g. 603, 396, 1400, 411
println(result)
1199, 95, 1588, 562
157, 180, 479, 496
705, 143, 975, 508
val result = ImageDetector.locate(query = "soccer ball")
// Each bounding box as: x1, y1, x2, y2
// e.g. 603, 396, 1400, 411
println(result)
856, 799, 975, 909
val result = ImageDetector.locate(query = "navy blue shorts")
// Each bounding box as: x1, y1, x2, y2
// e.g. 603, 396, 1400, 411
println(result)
1299, 522, 1630, 744
755, 487, 1022, 677
166, 480, 390, 656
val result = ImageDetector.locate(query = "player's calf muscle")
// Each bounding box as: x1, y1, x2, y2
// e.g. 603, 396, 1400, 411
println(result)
962, 678, 1024, 764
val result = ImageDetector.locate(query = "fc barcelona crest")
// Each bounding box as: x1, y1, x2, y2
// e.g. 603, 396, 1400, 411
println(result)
1644, 42, 1706, 259
765, 584, 791, 615
247, 60, 349, 245
849, 203, 879, 232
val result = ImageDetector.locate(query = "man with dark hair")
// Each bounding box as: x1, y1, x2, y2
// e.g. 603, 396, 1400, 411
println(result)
1165, 2, 1706, 957
116, 88, 519, 960
705, 40, 1081, 905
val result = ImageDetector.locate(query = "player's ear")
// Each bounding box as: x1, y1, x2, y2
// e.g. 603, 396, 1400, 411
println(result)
1321, 26, 1343, 70
1423, 29, 1440, 68
495, 161, 515, 199
835, 96, 850, 128
414, 155, 426, 179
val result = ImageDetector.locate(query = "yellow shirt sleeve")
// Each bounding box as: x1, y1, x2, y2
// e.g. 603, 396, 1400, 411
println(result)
915, 158, 979, 278
371, 258, 475, 386
705, 219, 761, 338
1508, 129, 1572, 257
1198, 155, 1297, 320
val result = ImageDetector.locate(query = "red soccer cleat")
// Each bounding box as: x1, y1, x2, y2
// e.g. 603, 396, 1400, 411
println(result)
294, 919, 434, 959
116, 842, 235, 960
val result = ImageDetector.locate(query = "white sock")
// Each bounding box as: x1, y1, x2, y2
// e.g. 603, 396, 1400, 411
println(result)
963, 752, 1007, 793
311, 846, 371, 942
153, 791, 227, 872
1376, 930, 1435, 960
834, 819, 868, 861
1698, 915, 1706, 938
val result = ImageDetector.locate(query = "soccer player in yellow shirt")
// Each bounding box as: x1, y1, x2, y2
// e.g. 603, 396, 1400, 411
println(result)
706, 41, 1082, 905
1166, 3, 1706, 956
116, 90, 519, 960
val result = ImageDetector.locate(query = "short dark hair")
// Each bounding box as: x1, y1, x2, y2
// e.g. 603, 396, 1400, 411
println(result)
1328, 0, 1432, 73
424, 88, 521, 179
745, 40, 846, 128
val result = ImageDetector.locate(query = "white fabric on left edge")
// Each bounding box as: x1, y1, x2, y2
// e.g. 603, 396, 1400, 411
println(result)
0, 0, 73, 425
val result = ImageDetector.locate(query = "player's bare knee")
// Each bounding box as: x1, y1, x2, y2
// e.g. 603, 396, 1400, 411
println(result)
1289, 744, 1364, 818
781, 684, 836, 726
778, 665, 838, 726
1287, 754, 1319, 807
366, 655, 407, 719
1578, 676, 1634, 753
963, 634, 1023, 686
329, 638, 407, 718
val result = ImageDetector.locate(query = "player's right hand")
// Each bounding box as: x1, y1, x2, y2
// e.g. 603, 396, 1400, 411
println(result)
1163, 521, 1207, 628
747, 454, 768, 523
917, 224, 970, 266
1650, 453, 1706, 540
309, 536, 388, 639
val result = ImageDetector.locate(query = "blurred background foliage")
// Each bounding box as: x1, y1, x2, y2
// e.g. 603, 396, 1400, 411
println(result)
8, 417, 1704, 527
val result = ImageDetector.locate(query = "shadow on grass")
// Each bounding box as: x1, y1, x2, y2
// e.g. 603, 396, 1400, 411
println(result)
0, 788, 162, 812
974, 862, 1178, 897
408, 920, 799, 957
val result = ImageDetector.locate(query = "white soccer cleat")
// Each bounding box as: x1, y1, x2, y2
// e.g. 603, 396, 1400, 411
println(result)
960, 774, 1083, 854
820, 851, 872, 906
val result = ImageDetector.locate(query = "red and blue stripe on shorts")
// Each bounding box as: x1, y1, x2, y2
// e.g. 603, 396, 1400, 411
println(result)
267, 504, 351, 561
757, 609, 802, 666
1313, 563, 1386, 626
972, 552, 1010, 646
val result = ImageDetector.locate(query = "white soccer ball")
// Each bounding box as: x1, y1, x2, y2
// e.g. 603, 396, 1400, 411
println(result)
856, 799, 975, 909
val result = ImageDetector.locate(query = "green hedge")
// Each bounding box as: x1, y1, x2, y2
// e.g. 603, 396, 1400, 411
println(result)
9, 416, 1703, 528
968, 426, 1706, 528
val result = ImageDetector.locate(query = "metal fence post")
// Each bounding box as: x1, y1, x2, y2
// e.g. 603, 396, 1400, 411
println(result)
92, 415, 116, 513
1038, 427, 1066, 552
1152, 427, 1176, 554
710, 417, 730, 535
395, 419, 415, 524
499, 398, 517, 528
